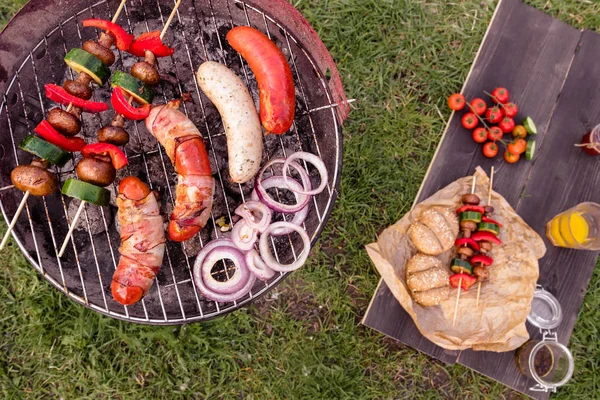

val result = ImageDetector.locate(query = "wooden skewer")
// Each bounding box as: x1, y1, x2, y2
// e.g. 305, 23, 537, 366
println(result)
112, 0, 128, 24
0, 191, 30, 251
453, 174, 477, 327
58, 201, 85, 257
160, 0, 182, 41
475, 166, 495, 310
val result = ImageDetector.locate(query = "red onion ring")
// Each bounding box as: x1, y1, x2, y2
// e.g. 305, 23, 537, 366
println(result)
254, 158, 312, 213
251, 176, 310, 236
245, 249, 276, 280
234, 201, 272, 233
283, 152, 328, 195
259, 221, 311, 272
201, 246, 249, 294
231, 220, 258, 251
193, 239, 256, 303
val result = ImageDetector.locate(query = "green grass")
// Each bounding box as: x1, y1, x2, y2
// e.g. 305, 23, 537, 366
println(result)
2, 0, 600, 398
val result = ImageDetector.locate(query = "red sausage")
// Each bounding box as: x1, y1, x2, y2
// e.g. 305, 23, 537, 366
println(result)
111, 177, 166, 305
226, 26, 295, 135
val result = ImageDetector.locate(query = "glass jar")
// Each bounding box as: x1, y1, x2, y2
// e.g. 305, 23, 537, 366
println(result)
516, 340, 574, 390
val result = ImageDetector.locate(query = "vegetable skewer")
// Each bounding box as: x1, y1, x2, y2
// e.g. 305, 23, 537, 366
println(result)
452, 175, 476, 327
475, 166, 494, 310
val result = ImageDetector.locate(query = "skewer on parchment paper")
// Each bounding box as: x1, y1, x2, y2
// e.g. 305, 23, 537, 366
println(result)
452, 175, 477, 327
475, 166, 494, 310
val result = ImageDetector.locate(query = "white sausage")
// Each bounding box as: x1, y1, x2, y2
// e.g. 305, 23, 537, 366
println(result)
196, 61, 263, 184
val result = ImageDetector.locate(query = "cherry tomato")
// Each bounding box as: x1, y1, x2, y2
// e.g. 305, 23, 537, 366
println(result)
461, 113, 478, 129
512, 138, 527, 154
487, 126, 503, 142
470, 98, 487, 116
512, 125, 527, 139
504, 151, 520, 163
448, 93, 466, 111
483, 142, 499, 158
491, 87, 509, 104
485, 106, 502, 124
472, 127, 488, 143
502, 102, 518, 117
499, 117, 516, 133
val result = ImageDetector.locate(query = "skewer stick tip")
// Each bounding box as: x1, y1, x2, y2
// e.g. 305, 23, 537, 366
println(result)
160, 0, 183, 41
475, 282, 482, 310
0, 191, 30, 252
487, 166, 494, 205
452, 277, 462, 327
470, 175, 477, 195
111, 0, 129, 23
57, 200, 86, 258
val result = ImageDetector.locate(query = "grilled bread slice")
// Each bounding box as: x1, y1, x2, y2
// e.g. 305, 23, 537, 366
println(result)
409, 207, 459, 255
405, 253, 450, 307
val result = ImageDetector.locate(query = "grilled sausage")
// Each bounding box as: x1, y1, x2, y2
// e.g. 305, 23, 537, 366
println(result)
11, 162, 57, 196
47, 108, 81, 136
111, 176, 165, 306
226, 26, 295, 134
63, 79, 92, 100
76, 157, 116, 187
146, 101, 214, 242
83, 40, 116, 66
196, 61, 263, 183
131, 61, 160, 86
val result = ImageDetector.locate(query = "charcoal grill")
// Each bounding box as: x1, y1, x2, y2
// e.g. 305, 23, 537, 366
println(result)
0, 0, 349, 324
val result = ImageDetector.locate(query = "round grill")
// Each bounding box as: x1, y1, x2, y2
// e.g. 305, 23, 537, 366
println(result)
0, 0, 347, 324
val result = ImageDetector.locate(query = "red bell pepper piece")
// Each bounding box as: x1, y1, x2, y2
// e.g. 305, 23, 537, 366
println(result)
82, 19, 134, 51
82, 143, 128, 170
470, 254, 493, 267
111, 87, 151, 120
45, 84, 108, 113
449, 273, 477, 291
128, 31, 175, 58
34, 120, 85, 152
471, 231, 502, 245
454, 237, 480, 251
481, 216, 503, 228
457, 205, 486, 214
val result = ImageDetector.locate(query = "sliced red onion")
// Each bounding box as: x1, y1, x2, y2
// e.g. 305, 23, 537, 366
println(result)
251, 176, 309, 235
234, 201, 272, 233
231, 220, 258, 251
245, 249, 276, 281
193, 239, 256, 303
259, 221, 311, 272
283, 152, 328, 195
201, 246, 249, 294
254, 158, 312, 213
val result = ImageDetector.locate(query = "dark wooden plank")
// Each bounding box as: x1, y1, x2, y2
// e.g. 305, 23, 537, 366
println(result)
458, 28, 600, 399
363, 0, 582, 373
362, 281, 459, 364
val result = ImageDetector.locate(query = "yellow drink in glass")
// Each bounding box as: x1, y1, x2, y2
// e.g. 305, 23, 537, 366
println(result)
546, 203, 600, 250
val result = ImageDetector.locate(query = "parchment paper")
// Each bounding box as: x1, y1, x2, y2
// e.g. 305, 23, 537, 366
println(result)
366, 167, 546, 351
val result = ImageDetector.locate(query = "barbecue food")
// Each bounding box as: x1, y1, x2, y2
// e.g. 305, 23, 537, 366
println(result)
405, 253, 450, 307
75, 157, 116, 187
226, 26, 295, 134
111, 177, 166, 306
146, 100, 215, 242
196, 61, 263, 183
97, 120, 129, 146
11, 160, 57, 197
408, 206, 458, 255
47, 108, 81, 136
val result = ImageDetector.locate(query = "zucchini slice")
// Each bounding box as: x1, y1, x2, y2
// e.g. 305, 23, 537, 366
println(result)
19, 135, 70, 167
523, 116, 537, 135
526, 140, 536, 161
111, 71, 154, 104
459, 211, 482, 223
64, 48, 111, 85
478, 222, 500, 235
451, 259, 473, 275
61, 178, 110, 206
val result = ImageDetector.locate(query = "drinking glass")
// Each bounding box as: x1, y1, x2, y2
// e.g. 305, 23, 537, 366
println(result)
546, 202, 600, 250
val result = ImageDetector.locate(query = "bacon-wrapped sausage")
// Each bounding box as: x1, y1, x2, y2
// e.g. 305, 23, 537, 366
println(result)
145, 100, 214, 242
111, 177, 166, 305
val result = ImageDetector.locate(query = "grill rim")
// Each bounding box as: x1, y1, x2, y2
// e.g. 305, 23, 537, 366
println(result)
0, 0, 345, 325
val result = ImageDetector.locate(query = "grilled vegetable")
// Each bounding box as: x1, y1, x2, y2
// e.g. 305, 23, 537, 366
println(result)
98, 125, 129, 146
450, 258, 473, 274
128, 31, 175, 57
478, 222, 500, 235
18, 135, 69, 166
459, 211, 482, 223
63, 79, 92, 100
454, 237, 480, 251
131, 61, 160, 86
76, 157, 116, 187
457, 246, 474, 258
64, 48, 111, 85
82, 19, 134, 51
82, 40, 116, 66
449, 273, 477, 291
111, 87, 151, 120
111, 71, 154, 104
457, 205, 485, 214
47, 108, 81, 136
34, 120, 86, 152
471, 231, 502, 245
11, 162, 57, 196
471, 254, 493, 267
481, 216, 503, 227
473, 266, 489, 281
61, 178, 110, 206
81, 143, 128, 170
461, 193, 480, 205
45, 84, 108, 113
479, 241, 493, 254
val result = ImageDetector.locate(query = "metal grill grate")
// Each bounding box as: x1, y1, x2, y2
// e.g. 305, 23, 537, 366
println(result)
0, 0, 343, 324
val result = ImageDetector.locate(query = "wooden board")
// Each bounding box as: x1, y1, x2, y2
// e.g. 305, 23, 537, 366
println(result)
362, 0, 600, 398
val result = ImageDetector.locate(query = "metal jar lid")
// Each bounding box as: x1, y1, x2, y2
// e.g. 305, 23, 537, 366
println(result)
527, 288, 563, 330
